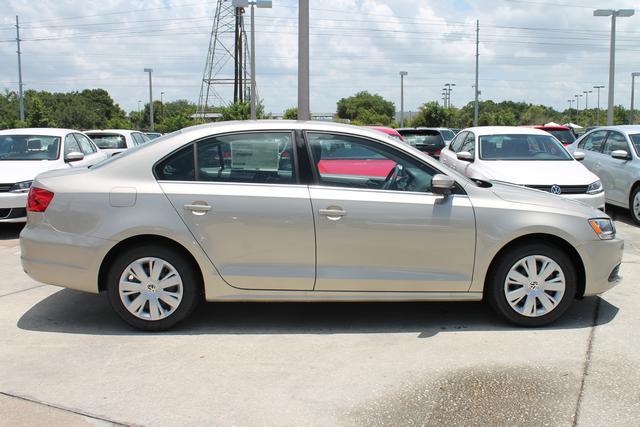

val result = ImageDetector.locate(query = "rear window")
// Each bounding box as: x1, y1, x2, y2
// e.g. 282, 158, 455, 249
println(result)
399, 131, 445, 148
87, 133, 126, 149
548, 130, 575, 145
440, 129, 455, 141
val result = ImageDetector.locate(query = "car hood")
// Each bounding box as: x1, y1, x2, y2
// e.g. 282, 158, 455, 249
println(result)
0, 160, 66, 183
475, 160, 598, 185
488, 181, 602, 217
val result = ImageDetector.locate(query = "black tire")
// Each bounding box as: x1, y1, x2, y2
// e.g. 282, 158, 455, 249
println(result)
106, 245, 202, 331
486, 243, 576, 327
630, 186, 640, 225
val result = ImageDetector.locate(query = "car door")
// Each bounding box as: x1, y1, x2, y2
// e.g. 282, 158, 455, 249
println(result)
73, 133, 108, 165
157, 131, 316, 291
440, 131, 467, 168
576, 130, 607, 172
597, 131, 635, 205
305, 131, 476, 292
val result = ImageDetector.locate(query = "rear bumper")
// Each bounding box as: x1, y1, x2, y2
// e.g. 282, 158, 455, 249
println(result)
20, 221, 109, 293
579, 237, 624, 296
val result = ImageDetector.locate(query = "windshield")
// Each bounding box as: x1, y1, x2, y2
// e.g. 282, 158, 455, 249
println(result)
630, 134, 640, 156
440, 129, 455, 141
480, 134, 572, 161
0, 134, 60, 161
87, 133, 126, 149
548, 130, 575, 145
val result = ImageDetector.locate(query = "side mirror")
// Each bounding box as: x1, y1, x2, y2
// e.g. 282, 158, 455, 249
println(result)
573, 151, 585, 161
456, 151, 473, 162
611, 150, 631, 160
65, 151, 84, 162
432, 174, 456, 196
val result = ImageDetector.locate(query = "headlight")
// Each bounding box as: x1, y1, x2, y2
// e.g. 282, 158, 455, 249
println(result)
587, 180, 603, 194
589, 218, 615, 240
9, 180, 33, 193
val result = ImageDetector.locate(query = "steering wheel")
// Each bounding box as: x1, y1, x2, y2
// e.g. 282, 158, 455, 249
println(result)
382, 164, 403, 190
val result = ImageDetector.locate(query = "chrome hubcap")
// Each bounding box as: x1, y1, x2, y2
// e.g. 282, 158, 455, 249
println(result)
504, 255, 565, 317
119, 257, 183, 321
633, 193, 640, 219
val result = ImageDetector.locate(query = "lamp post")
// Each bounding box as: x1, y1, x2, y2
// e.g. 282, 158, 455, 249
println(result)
583, 90, 592, 125
137, 100, 142, 129
399, 71, 408, 127
594, 9, 635, 125
160, 91, 165, 122
444, 83, 455, 108
144, 68, 154, 131
574, 94, 582, 125
631, 72, 640, 124
567, 99, 575, 122
593, 85, 605, 125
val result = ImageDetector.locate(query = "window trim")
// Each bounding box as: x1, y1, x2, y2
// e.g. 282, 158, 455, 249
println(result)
153, 130, 301, 186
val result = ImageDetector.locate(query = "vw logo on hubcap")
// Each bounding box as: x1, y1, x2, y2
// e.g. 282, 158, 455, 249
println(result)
550, 185, 562, 195
146, 283, 157, 292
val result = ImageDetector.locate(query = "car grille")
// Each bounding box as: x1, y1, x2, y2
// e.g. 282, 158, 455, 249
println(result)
525, 185, 588, 195
0, 208, 26, 219
0, 183, 13, 192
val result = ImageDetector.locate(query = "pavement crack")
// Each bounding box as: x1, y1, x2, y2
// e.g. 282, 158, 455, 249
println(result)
0, 284, 46, 298
572, 297, 601, 426
0, 391, 131, 426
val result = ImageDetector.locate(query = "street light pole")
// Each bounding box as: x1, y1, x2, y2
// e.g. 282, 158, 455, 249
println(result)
298, 0, 310, 120
399, 71, 408, 127
631, 72, 640, 124
137, 100, 141, 129
160, 91, 165, 122
583, 90, 592, 125
575, 94, 582, 124
144, 68, 154, 131
15, 16, 24, 122
593, 85, 605, 125
474, 19, 480, 126
594, 9, 635, 125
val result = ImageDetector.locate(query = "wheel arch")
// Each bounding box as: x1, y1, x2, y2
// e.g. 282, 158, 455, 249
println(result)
98, 234, 205, 294
629, 180, 640, 210
484, 233, 586, 298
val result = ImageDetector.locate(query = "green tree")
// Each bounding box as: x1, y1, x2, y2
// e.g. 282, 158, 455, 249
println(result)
26, 93, 54, 127
217, 101, 266, 120
410, 101, 449, 127
283, 107, 298, 120
336, 91, 395, 125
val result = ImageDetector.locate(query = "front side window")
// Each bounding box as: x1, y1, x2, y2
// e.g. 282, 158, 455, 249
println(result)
630, 134, 640, 156
132, 133, 147, 146
87, 133, 126, 149
480, 134, 572, 161
449, 131, 468, 152
155, 132, 296, 185
64, 134, 82, 156
602, 132, 629, 155
459, 132, 476, 156
74, 134, 97, 154
0, 134, 60, 161
307, 132, 436, 193
578, 130, 607, 152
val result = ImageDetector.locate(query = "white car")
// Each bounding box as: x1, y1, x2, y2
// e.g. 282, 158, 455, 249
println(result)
0, 128, 108, 222
439, 126, 605, 210
85, 129, 151, 157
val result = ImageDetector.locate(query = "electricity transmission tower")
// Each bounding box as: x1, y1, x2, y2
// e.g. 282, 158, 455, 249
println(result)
197, 0, 252, 115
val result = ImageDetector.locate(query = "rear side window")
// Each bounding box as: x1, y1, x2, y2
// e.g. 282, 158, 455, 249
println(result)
578, 131, 607, 152
155, 132, 296, 185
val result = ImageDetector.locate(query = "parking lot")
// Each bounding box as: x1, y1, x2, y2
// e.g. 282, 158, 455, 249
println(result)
0, 206, 636, 426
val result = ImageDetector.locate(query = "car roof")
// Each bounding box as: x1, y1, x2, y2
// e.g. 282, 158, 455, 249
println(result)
85, 129, 137, 135
0, 128, 76, 137
586, 125, 640, 134
464, 126, 551, 136
532, 125, 570, 131
364, 126, 401, 135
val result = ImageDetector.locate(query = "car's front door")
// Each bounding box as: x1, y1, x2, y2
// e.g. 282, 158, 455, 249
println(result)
157, 131, 316, 291
306, 132, 476, 292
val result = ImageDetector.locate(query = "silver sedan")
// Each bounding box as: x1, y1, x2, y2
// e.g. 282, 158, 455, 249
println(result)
20, 121, 623, 331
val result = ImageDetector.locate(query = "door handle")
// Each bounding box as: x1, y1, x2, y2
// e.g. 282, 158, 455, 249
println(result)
319, 207, 347, 220
184, 203, 211, 215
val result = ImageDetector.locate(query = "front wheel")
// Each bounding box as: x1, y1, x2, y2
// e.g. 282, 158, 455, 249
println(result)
630, 186, 640, 225
107, 245, 202, 331
486, 243, 576, 327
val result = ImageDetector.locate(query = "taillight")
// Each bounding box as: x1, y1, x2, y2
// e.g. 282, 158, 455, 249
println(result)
27, 187, 54, 212
434, 148, 442, 157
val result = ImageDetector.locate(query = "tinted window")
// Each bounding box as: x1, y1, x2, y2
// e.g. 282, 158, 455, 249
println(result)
87, 133, 126, 149
307, 132, 437, 193
155, 132, 296, 184
479, 134, 571, 160
0, 134, 60, 161
630, 134, 640, 156
74, 133, 97, 154
400, 131, 445, 148
548, 130, 575, 145
603, 132, 629, 155
440, 129, 455, 141
64, 134, 82, 156
132, 133, 145, 146
579, 131, 607, 152
449, 131, 468, 152
459, 133, 475, 156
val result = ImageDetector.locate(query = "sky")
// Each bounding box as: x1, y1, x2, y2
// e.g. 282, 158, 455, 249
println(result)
0, 0, 639, 115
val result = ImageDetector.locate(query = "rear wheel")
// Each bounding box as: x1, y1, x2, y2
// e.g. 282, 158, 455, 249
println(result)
486, 243, 576, 327
107, 245, 201, 331
630, 186, 640, 225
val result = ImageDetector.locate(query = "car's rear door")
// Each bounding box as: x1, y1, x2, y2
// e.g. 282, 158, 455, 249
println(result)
157, 131, 316, 291
597, 131, 635, 205
305, 131, 476, 292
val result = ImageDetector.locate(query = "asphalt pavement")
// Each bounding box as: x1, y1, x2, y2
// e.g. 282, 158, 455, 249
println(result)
0, 208, 638, 426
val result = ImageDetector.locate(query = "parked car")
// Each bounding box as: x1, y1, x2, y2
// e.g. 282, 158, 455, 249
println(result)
450, 128, 461, 135
529, 125, 576, 146
439, 126, 605, 210
364, 126, 405, 142
566, 125, 640, 223
0, 128, 108, 222
145, 132, 163, 140
396, 128, 446, 158
418, 127, 456, 144
85, 129, 151, 157
20, 121, 622, 331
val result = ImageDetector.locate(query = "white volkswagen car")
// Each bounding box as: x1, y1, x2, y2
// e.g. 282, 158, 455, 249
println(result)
439, 126, 604, 210
0, 128, 108, 222
85, 129, 151, 157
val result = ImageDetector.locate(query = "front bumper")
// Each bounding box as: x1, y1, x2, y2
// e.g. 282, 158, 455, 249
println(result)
579, 236, 624, 296
562, 192, 605, 210
0, 192, 27, 222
